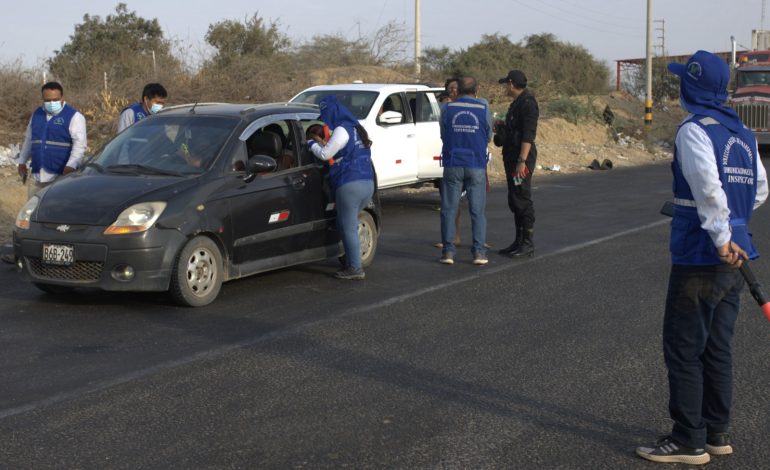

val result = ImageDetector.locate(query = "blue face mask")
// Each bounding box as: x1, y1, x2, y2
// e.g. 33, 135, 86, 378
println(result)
150, 103, 163, 114
44, 100, 63, 115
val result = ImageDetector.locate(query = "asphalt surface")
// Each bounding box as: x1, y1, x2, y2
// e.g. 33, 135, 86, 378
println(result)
1, 162, 769, 469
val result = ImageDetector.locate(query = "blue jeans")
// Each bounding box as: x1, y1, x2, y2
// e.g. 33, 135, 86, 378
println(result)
440, 167, 486, 255
663, 264, 744, 448
335, 179, 374, 271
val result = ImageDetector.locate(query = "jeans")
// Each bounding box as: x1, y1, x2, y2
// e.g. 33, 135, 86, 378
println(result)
440, 166, 486, 255
335, 179, 374, 271
663, 264, 744, 448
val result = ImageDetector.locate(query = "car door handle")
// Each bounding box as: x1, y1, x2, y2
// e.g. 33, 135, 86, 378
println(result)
290, 175, 306, 190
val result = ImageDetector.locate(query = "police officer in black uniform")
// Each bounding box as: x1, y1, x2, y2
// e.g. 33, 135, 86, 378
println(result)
494, 70, 539, 258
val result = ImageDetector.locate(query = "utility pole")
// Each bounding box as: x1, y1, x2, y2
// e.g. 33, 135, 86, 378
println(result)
414, 0, 421, 77
645, 0, 653, 125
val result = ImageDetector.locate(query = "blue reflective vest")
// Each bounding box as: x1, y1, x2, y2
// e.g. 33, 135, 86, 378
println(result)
671, 115, 759, 264
122, 102, 147, 126
327, 124, 373, 191
30, 104, 77, 174
440, 96, 489, 169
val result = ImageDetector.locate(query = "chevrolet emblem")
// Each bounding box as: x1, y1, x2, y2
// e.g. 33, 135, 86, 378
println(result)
56, 225, 71, 232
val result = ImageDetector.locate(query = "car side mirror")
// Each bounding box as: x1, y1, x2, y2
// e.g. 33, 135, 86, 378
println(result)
247, 155, 277, 174
378, 110, 403, 125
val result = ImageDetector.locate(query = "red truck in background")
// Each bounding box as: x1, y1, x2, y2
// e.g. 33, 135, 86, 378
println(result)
730, 50, 770, 146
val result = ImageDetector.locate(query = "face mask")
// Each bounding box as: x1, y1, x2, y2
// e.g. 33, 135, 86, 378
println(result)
150, 103, 163, 114
679, 96, 688, 112
44, 101, 63, 115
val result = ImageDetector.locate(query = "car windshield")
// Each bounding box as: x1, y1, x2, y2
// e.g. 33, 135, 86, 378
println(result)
92, 115, 238, 175
737, 71, 770, 87
291, 90, 378, 120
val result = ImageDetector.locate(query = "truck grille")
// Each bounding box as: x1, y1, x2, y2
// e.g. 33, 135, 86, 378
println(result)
733, 102, 770, 130
26, 257, 103, 282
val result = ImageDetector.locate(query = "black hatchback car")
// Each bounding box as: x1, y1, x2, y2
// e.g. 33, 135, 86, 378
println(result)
12, 103, 380, 306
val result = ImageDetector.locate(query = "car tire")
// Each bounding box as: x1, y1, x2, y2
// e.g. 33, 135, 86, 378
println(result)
339, 211, 378, 268
33, 283, 74, 295
169, 236, 223, 307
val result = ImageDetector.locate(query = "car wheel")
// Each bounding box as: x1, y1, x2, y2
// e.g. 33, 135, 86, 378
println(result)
169, 236, 223, 307
33, 283, 74, 295
338, 211, 378, 268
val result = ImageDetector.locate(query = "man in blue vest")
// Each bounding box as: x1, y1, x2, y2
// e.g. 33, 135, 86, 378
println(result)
117, 83, 167, 133
438, 76, 492, 266
636, 50, 768, 465
14, 81, 87, 199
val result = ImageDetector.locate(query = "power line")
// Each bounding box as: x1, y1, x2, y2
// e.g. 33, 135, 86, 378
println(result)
538, 0, 640, 28
510, 0, 644, 38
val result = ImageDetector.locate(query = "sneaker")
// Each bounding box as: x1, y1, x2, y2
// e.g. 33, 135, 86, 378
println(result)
705, 432, 733, 456
472, 253, 488, 265
635, 436, 710, 465
439, 252, 454, 265
335, 267, 365, 280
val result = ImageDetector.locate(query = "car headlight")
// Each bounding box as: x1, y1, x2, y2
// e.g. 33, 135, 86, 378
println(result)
104, 202, 167, 235
15, 196, 39, 230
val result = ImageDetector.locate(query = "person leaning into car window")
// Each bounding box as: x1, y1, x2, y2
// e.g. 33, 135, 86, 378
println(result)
307, 96, 374, 280
117, 83, 168, 133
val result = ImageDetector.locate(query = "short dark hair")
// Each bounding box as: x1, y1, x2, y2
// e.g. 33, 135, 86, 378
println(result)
41, 81, 63, 94
458, 76, 478, 96
142, 83, 168, 100
444, 77, 459, 90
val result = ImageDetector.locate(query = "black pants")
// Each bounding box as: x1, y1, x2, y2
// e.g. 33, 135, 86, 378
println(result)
664, 264, 744, 448
503, 156, 535, 231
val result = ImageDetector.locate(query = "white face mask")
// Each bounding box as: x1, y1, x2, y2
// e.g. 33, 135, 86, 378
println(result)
150, 103, 163, 114
44, 100, 63, 114
679, 96, 689, 112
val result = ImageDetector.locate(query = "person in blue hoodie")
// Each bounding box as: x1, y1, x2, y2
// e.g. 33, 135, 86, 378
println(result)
307, 96, 375, 280
636, 50, 768, 465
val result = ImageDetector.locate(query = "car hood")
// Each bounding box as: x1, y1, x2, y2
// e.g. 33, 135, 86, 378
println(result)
35, 172, 197, 225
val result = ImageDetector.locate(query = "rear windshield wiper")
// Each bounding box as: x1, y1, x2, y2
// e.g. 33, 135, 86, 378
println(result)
105, 164, 184, 177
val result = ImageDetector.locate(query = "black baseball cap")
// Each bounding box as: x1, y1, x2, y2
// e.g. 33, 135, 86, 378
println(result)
498, 70, 527, 87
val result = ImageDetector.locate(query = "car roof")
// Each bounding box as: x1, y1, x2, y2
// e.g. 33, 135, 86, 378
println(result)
158, 102, 319, 120
297, 83, 439, 93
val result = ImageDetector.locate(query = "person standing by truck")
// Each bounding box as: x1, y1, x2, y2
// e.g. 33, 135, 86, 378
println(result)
635, 50, 768, 465
308, 96, 375, 280
494, 69, 539, 258
438, 76, 492, 266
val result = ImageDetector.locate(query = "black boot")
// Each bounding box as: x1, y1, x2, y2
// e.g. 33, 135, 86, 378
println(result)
498, 227, 523, 255
509, 229, 534, 258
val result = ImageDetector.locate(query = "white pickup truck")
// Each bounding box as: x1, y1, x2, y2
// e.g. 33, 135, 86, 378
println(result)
290, 83, 444, 189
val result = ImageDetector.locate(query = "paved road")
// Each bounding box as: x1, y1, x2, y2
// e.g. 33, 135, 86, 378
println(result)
1, 163, 769, 469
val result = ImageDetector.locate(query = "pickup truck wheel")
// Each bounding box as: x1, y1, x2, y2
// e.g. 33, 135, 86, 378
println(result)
33, 283, 74, 295
170, 236, 222, 307
339, 211, 378, 268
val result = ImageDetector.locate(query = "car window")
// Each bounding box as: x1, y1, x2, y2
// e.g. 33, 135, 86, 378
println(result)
376, 93, 407, 126
95, 115, 238, 175
291, 90, 377, 120
299, 119, 329, 166
407, 92, 440, 123
244, 119, 299, 172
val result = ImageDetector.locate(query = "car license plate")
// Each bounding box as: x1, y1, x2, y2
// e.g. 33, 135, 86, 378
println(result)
42, 243, 74, 266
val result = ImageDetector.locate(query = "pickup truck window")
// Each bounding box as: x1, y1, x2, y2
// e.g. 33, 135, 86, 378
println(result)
377, 94, 407, 125
292, 90, 378, 120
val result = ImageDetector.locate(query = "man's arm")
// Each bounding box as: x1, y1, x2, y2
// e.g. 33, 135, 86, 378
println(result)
117, 108, 134, 133
64, 112, 88, 173
755, 145, 768, 209
677, 122, 731, 248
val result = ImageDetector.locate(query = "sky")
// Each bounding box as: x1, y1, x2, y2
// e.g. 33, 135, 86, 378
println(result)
0, 0, 766, 71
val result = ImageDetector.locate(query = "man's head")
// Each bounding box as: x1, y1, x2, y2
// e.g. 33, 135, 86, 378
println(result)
457, 76, 478, 97
41, 82, 64, 115
667, 50, 730, 110
498, 70, 528, 98
445, 78, 459, 100
141, 83, 168, 114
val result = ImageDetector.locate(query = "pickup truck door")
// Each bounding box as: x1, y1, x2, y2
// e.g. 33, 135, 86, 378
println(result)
366, 92, 418, 189
408, 89, 444, 179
